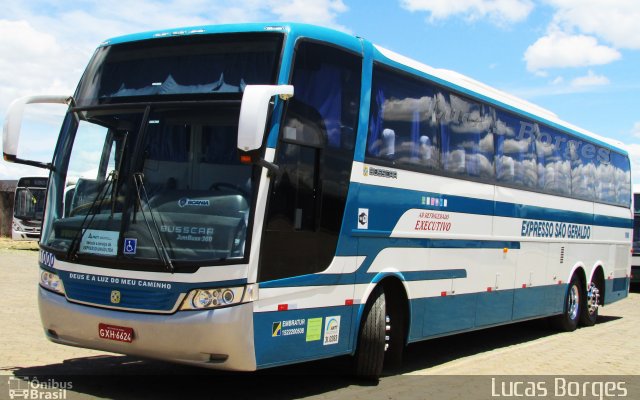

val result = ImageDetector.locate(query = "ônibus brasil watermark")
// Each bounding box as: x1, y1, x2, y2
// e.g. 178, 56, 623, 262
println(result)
7, 376, 72, 400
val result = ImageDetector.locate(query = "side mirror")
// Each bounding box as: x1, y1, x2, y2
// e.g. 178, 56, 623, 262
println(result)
3, 95, 72, 169
237, 85, 293, 152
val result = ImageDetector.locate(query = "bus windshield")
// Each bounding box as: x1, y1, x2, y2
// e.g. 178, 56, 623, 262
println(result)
39, 33, 284, 269
12, 177, 48, 241
42, 103, 257, 268
14, 186, 46, 220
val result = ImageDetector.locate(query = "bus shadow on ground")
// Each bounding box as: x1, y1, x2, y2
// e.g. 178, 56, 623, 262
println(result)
10, 355, 359, 399
9, 316, 623, 399
396, 315, 621, 375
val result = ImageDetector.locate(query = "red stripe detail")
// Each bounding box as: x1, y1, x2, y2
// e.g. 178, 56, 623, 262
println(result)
345, 299, 354, 306
440, 291, 447, 297
277, 304, 288, 311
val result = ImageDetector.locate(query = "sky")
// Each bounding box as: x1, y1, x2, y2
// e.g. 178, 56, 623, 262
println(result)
1, 0, 640, 184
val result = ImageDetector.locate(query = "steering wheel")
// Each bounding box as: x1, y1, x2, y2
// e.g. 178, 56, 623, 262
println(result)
68, 195, 126, 217
209, 182, 249, 197
68, 202, 93, 217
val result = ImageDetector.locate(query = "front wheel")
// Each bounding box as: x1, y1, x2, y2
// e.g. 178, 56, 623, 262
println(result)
353, 286, 386, 380
552, 275, 582, 332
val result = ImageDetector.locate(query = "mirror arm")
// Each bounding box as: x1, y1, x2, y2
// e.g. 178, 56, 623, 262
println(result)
254, 158, 280, 178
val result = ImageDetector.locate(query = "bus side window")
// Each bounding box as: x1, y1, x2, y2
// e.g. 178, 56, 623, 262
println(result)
495, 111, 537, 189
366, 66, 441, 170
440, 93, 495, 180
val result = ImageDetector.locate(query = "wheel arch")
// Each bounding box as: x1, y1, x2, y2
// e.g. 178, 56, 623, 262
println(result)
589, 264, 606, 305
568, 263, 587, 290
352, 270, 411, 353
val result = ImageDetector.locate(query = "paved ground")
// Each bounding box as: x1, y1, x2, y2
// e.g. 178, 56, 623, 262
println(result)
0, 245, 638, 399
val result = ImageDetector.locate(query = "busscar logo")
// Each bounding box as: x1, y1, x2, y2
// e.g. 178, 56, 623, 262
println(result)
366, 166, 397, 179
110, 290, 121, 304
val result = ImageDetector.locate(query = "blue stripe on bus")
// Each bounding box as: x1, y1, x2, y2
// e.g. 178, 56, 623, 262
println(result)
55, 268, 247, 312
261, 237, 517, 289
259, 268, 467, 289
407, 283, 568, 342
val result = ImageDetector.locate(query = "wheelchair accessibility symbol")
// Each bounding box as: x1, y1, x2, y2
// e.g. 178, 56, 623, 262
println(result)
124, 238, 137, 255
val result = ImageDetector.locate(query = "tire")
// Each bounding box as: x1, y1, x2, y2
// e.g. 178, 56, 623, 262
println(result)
580, 278, 601, 327
552, 275, 582, 332
354, 286, 386, 380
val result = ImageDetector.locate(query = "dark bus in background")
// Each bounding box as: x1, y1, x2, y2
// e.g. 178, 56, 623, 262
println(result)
12, 176, 47, 240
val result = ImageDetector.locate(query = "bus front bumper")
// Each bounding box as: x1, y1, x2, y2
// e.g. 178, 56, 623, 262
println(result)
39, 287, 257, 371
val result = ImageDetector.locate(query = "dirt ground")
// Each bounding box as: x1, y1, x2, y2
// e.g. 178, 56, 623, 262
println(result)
0, 237, 39, 251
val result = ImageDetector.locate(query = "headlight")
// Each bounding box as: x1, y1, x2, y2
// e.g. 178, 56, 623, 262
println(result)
180, 286, 245, 310
40, 270, 65, 295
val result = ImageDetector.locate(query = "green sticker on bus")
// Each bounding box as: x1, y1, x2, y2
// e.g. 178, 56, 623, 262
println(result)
306, 318, 322, 342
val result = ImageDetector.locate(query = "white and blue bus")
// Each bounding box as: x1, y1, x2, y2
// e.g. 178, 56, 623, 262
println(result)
2, 23, 632, 378
12, 176, 48, 241
631, 187, 640, 286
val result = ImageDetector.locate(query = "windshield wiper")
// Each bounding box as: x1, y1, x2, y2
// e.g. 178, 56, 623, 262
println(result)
66, 171, 116, 260
132, 172, 175, 273
110, 132, 128, 217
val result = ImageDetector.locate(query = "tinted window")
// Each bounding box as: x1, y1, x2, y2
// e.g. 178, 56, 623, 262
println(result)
366, 66, 495, 179
611, 151, 631, 206
495, 111, 537, 188
75, 33, 283, 106
367, 67, 440, 170
569, 138, 596, 201
595, 147, 617, 204
365, 65, 630, 208
536, 128, 571, 196
440, 93, 494, 179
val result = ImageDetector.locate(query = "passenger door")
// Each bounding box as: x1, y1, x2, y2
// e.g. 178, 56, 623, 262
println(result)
254, 40, 362, 367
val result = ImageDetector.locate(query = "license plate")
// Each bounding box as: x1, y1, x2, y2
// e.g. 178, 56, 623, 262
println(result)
98, 323, 134, 343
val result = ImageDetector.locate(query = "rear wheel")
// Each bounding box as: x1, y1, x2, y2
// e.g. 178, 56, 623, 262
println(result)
580, 279, 601, 327
354, 286, 386, 380
552, 275, 582, 332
